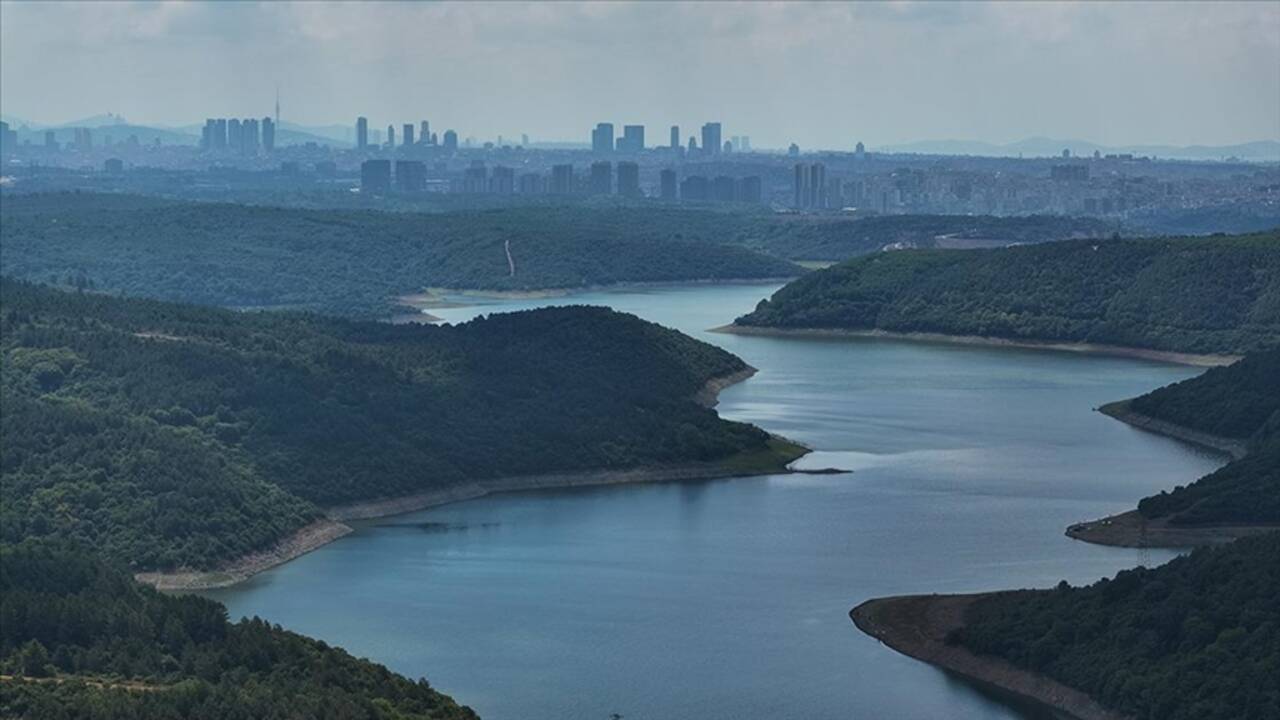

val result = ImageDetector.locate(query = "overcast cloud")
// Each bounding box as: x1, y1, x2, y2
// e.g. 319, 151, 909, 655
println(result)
2, 1, 1277, 149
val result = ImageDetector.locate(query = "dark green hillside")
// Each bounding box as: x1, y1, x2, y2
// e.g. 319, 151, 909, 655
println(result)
0, 280, 796, 570
0, 193, 1108, 317
0, 543, 477, 720
1128, 350, 1280, 442
736, 233, 1280, 355
955, 532, 1280, 720
1121, 351, 1280, 527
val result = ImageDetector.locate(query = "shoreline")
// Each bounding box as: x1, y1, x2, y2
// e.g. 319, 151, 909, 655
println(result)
1065, 399, 1275, 548
712, 325, 1240, 368
136, 367, 810, 592
850, 594, 1129, 720
396, 277, 796, 312
1096, 400, 1247, 459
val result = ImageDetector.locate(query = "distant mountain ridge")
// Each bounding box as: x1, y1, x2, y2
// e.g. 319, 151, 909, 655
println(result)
878, 136, 1280, 161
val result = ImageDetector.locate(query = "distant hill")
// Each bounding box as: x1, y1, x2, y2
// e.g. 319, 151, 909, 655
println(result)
879, 137, 1280, 162
15, 124, 199, 147
734, 232, 1280, 356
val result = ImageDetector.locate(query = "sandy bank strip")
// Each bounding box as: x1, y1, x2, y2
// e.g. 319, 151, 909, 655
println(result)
136, 519, 354, 592
137, 368, 802, 591
1065, 509, 1278, 549
712, 325, 1239, 368
851, 594, 1129, 720
1097, 401, 1247, 459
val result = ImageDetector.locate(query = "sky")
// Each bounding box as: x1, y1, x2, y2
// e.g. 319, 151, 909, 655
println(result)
2, 1, 1277, 150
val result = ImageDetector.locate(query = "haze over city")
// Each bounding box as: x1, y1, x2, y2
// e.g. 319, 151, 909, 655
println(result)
2, 0, 1277, 149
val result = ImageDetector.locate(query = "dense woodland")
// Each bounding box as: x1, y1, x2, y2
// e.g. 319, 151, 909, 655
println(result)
0, 280, 796, 570
955, 532, 1280, 720
0, 192, 1108, 317
0, 542, 477, 719
1124, 351, 1280, 526
736, 233, 1280, 355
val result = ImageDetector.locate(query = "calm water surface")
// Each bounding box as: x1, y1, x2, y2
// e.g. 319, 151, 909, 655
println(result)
207, 283, 1224, 720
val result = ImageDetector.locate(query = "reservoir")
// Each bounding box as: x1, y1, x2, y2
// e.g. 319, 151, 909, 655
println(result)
207, 283, 1223, 720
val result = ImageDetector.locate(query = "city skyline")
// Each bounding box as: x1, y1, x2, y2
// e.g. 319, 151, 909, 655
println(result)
2, 1, 1277, 150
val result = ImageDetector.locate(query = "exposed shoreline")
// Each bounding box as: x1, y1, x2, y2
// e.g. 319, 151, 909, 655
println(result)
136, 367, 809, 592
713, 325, 1240, 368
850, 594, 1130, 720
1063, 400, 1276, 549
396, 277, 796, 313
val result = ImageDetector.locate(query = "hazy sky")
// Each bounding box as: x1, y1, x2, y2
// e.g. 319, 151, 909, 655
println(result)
2, 1, 1277, 149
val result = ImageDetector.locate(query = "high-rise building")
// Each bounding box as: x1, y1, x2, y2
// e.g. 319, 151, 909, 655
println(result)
740, 136, 751, 152
723, 140, 732, 154
620, 125, 644, 152
395, 160, 427, 191
687, 136, 698, 153
670, 125, 680, 149
386, 125, 395, 148
356, 117, 369, 150
262, 117, 275, 153
463, 161, 487, 193
361, 159, 392, 194
737, 176, 763, 203
442, 130, 458, 152
788, 143, 800, 157
214, 119, 227, 150
794, 162, 826, 209
44, 130, 57, 151
228, 119, 242, 153
711, 176, 736, 202
201, 119, 215, 150
403, 123, 415, 147
700, 122, 721, 155
680, 175, 709, 202
660, 169, 677, 201
0, 121, 15, 155
490, 165, 515, 194
518, 172, 544, 194
521, 133, 529, 147
854, 141, 865, 159
617, 161, 640, 196
103, 158, 124, 174
592, 123, 614, 153
590, 161, 612, 195
243, 118, 260, 154
550, 164, 574, 194
421, 121, 430, 145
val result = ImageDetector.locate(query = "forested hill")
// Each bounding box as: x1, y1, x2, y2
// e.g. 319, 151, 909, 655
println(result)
0, 193, 1108, 318
735, 232, 1280, 356
0, 542, 478, 719
1127, 351, 1280, 526
0, 280, 794, 571
955, 531, 1280, 720
0, 193, 800, 317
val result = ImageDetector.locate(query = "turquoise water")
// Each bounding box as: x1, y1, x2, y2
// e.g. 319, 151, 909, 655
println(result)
207, 283, 1223, 720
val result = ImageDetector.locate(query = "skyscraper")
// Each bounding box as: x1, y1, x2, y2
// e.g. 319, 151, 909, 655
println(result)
262, 117, 275, 153
737, 176, 763, 203
442, 130, 458, 152
386, 125, 395, 148
680, 175, 709, 202
421, 121, 430, 145
44, 129, 57, 151
243, 118, 260, 154
550, 164, 574, 194
794, 162, 826, 209
670, 125, 679, 149
356, 117, 369, 150
403, 123, 415, 147
660, 169, 677, 201
617, 161, 640, 196
711, 176, 736, 202
395, 160, 426, 191
590, 161, 612, 195
620, 125, 644, 152
591, 123, 614, 153
700, 122, 721, 155
361, 159, 392, 194
490, 165, 515, 194
228, 119, 242, 153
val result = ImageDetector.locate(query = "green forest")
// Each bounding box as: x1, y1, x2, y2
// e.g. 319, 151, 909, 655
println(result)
0, 192, 1108, 317
0, 542, 477, 720
736, 232, 1280, 355
954, 532, 1280, 720
0, 280, 798, 571
1124, 351, 1280, 526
